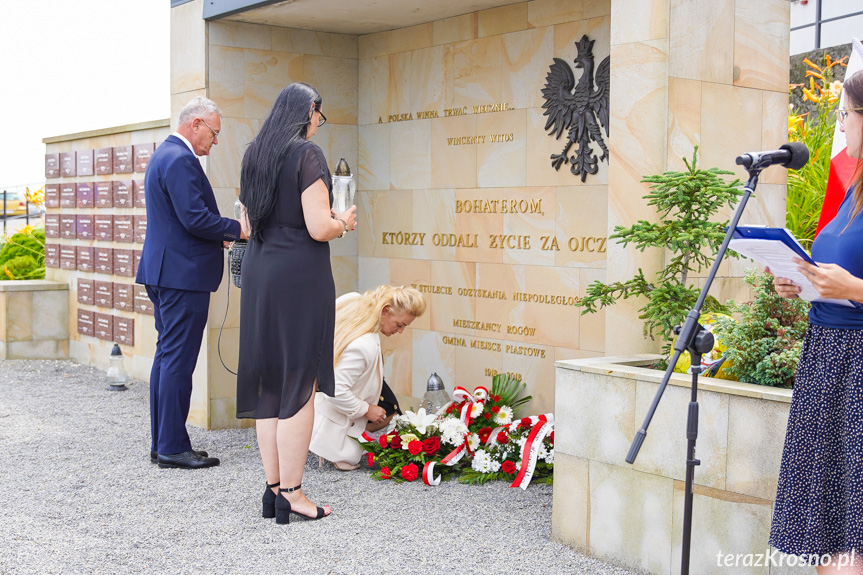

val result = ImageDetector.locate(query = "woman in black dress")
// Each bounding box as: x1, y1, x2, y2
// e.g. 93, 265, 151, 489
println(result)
236, 83, 357, 524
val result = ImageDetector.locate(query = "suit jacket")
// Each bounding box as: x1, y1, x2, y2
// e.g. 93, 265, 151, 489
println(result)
310, 331, 383, 464
136, 135, 240, 292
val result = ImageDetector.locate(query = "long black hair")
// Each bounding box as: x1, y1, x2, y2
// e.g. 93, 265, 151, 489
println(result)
241, 82, 321, 241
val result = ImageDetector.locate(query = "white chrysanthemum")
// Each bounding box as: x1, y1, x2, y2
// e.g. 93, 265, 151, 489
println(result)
489, 459, 502, 473
466, 433, 480, 451
469, 402, 484, 418
439, 417, 468, 446
494, 406, 513, 425
471, 449, 492, 473
516, 435, 528, 449
538, 444, 549, 460
544, 449, 555, 465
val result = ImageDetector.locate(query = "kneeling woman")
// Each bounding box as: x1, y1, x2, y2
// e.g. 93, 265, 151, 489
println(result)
310, 285, 426, 470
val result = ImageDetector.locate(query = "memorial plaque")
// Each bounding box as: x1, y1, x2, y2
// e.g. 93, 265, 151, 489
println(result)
76, 182, 95, 208
95, 281, 113, 308
77, 309, 95, 337
134, 284, 154, 315
45, 214, 60, 238
113, 249, 134, 277
95, 181, 113, 208
113, 145, 133, 174
113, 283, 134, 311
77, 278, 95, 305
133, 143, 155, 173
76, 149, 94, 177
59, 152, 76, 177
133, 215, 147, 244
45, 184, 60, 208
113, 316, 134, 346
112, 180, 133, 208
60, 245, 77, 270
45, 153, 60, 178
76, 214, 94, 240
94, 148, 113, 175
76, 246, 95, 272
45, 244, 60, 268
94, 214, 113, 242
59, 183, 76, 208
133, 179, 146, 208
133, 249, 142, 276
60, 214, 77, 239
95, 247, 113, 274
94, 313, 113, 340
113, 215, 134, 243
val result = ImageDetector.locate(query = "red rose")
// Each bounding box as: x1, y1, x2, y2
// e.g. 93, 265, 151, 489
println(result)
497, 431, 509, 444
401, 463, 419, 481
408, 440, 423, 456
483, 413, 492, 420
381, 466, 391, 479
390, 435, 402, 449
367, 452, 375, 467
520, 417, 532, 427
502, 460, 516, 475
493, 395, 501, 402
422, 437, 440, 456
491, 405, 500, 413
550, 431, 554, 444
477, 427, 493, 443
378, 435, 388, 448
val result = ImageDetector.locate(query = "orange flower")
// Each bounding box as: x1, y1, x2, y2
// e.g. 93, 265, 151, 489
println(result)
803, 57, 820, 71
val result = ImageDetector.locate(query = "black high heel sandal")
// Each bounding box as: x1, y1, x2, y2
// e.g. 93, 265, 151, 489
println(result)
274, 484, 331, 524
262, 481, 280, 518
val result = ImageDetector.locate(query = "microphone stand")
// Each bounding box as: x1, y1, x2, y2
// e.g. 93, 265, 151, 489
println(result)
625, 167, 762, 575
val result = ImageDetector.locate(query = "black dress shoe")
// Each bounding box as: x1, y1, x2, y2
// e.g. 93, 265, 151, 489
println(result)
157, 450, 220, 469
150, 449, 209, 463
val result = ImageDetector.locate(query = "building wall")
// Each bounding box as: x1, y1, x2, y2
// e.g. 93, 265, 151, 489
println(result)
44, 120, 171, 379
165, 0, 790, 428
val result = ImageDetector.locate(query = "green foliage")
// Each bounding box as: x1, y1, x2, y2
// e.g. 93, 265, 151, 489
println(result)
579, 147, 741, 354
0, 229, 45, 280
713, 269, 810, 387
491, 373, 530, 412
786, 54, 846, 251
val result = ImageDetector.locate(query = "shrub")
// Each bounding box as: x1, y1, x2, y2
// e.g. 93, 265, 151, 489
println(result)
713, 269, 810, 387
0, 228, 45, 280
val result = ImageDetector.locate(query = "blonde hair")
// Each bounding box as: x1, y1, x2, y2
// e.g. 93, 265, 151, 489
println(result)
333, 285, 426, 366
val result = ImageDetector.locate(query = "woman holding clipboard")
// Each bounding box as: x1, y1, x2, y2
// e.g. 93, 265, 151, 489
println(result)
768, 69, 863, 574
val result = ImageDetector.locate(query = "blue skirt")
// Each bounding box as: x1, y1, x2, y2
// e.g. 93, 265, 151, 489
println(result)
769, 323, 863, 555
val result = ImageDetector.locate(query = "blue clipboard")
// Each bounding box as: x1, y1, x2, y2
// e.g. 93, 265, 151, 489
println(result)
729, 226, 815, 264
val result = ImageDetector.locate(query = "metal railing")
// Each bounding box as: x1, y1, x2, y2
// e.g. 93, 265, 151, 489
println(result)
0, 182, 45, 237
791, 0, 863, 51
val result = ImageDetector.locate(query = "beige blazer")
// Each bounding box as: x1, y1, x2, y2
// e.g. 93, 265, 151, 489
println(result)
309, 331, 383, 464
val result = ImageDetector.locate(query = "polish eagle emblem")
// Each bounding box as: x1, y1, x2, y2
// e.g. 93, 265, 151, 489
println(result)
541, 35, 610, 182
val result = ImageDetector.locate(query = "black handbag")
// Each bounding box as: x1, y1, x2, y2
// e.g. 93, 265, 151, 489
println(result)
229, 240, 246, 288
378, 378, 402, 417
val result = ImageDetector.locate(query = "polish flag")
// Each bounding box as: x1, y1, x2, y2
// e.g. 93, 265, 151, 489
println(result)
816, 38, 863, 235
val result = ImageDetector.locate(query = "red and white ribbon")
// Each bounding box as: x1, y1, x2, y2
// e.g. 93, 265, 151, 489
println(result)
358, 430, 377, 443
510, 413, 554, 490
422, 461, 442, 485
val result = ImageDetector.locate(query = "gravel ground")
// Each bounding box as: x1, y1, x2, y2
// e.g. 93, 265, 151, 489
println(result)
0, 359, 637, 575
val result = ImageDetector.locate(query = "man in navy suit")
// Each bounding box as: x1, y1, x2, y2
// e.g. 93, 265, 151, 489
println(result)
137, 97, 246, 469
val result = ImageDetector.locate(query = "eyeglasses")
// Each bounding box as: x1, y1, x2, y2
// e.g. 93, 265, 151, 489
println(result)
838, 107, 863, 127
199, 118, 220, 138
314, 105, 327, 128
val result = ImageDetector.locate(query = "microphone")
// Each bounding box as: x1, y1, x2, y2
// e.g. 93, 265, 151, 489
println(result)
735, 142, 809, 171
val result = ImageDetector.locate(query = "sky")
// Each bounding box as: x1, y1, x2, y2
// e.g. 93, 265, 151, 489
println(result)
0, 0, 170, 191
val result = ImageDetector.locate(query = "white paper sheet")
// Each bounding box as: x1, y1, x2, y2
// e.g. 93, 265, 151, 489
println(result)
728, 238, 854, 307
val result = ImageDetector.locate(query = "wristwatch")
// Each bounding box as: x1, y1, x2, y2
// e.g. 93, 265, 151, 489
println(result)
337, 217, 348, 238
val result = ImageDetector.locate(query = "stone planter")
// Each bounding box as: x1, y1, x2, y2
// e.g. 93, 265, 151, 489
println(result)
0, 280, 69, 359
552, 355, 804, 575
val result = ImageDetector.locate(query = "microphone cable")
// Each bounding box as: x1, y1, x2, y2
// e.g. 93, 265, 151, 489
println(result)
217, 243, 242, 376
